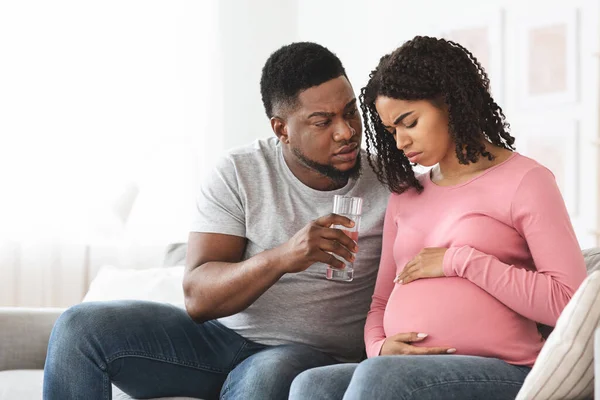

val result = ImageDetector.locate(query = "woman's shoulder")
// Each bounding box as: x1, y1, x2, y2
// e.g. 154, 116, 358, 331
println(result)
503, 152, 554, 181
387, 172, 429, 203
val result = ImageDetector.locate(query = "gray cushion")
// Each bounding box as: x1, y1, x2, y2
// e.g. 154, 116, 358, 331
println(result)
583, 247, 600, 274
0, 307, 64, 371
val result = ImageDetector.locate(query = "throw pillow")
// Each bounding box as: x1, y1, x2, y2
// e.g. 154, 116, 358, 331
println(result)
516, 270, 600, 399
83, 266, 185, 307
583, 247, 600, 274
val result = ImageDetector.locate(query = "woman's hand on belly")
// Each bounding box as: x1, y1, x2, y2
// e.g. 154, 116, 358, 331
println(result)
380, 332, 457, 356
394, 247, 448, 285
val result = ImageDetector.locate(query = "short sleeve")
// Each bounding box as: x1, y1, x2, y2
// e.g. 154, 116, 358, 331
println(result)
190, 156, 246, 237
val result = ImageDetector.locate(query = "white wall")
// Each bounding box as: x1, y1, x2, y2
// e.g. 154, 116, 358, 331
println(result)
216, 0, 299, 150
293, 0, 600, 248
0, 1, 219, 306
0, 0, 220, 246
1, 0, 598, 306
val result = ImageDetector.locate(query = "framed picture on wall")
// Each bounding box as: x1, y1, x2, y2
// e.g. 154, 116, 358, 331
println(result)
517, 119, 579, 216
515, 8, 579, 107
437, 8, 505, 105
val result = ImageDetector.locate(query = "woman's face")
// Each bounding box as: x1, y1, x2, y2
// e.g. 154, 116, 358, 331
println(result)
374, 96, 453, 167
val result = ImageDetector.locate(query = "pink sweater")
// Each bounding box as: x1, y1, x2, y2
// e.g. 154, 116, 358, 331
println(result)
365, 153, 587, 366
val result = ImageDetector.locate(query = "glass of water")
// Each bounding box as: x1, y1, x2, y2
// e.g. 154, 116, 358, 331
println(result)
326, 195, 363, 282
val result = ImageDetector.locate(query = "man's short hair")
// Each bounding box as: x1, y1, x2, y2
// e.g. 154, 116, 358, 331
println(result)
260, 42, 347, 118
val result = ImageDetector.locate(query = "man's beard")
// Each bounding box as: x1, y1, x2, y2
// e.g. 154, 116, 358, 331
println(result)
292, 146, 362, 187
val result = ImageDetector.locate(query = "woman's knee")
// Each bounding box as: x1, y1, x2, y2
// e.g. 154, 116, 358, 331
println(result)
289, 368, 321, 397
352, 357, 395, 382
289, 364, 357, 400
344, 357, 414, 399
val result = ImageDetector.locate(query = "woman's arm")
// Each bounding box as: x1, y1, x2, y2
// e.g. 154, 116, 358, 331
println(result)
443, 166, 587, 326
365, 194, 399, 357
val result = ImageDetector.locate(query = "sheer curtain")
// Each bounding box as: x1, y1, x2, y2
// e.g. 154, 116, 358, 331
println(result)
0, 1, 221, 307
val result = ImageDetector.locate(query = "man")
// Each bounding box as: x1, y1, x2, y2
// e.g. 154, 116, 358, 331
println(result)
43, 42, 390, 400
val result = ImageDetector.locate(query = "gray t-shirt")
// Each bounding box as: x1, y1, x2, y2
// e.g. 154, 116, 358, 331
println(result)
191, 137, 390, 362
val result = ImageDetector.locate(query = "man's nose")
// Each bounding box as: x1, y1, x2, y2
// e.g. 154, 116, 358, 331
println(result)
335, 121, 355, 141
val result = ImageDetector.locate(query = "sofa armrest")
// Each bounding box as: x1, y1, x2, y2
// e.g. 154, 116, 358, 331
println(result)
0, 307, 65, 371
596, 327, 600, 399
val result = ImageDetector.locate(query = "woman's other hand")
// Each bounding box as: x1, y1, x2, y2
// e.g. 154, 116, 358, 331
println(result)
394, 247, 448, 284
380, 332, 456, 355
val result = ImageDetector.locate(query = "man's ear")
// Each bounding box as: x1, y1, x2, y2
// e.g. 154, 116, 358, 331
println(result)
271, 117, 289, 144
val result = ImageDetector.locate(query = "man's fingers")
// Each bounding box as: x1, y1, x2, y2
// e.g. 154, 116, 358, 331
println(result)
321, 228, 359, 252
314, 213, 355, 229
317, 252, 346, 269
318, 239, 355, 264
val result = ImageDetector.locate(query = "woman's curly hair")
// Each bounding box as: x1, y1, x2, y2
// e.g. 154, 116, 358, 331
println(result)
360, 36, 515, 194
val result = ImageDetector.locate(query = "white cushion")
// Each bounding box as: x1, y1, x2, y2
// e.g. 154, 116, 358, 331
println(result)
0, 370, 200, 400
83, 266, 185, 307
0, 370, 42, 400
516, 271, 600, 400
112, 384, 200, 400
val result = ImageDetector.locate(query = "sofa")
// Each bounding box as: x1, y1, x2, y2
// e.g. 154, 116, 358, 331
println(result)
0, 243, 196, 400
1, 245, 599, 400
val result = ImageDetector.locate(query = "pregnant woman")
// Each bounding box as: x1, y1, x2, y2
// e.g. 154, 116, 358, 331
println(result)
289, 36, 587, 400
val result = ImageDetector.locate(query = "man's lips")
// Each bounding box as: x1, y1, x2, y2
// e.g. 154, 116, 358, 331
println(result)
335, 143, 359, 155
333, 143, 359, 162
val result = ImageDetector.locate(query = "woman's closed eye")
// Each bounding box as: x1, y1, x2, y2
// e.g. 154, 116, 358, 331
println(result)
405, 119, 418, 128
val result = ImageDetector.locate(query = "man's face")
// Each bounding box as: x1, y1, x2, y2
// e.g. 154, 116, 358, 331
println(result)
284, 76, 362, 183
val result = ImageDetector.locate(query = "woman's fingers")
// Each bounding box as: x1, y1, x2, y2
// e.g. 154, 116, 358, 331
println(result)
409, 345, 457, 355
389, 331, 428, 343
394, 263, 419, 284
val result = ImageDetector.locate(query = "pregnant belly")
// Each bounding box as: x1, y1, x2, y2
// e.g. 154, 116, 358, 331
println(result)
383, 277, 543, 365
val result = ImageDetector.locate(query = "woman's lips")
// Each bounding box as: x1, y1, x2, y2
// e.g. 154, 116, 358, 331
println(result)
405, 152, 422, 163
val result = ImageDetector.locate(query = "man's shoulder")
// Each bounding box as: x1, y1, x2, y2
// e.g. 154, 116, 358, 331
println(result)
349, 150, 391, 212
227, 137, 278, 157
356, 150, 390, 192
217, 137, 279, 169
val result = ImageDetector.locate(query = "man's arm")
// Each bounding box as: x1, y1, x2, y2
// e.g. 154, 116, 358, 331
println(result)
183, 232, 284, 322
183, 214, 358, 323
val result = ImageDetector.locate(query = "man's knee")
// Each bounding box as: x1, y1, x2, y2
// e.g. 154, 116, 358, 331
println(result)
51, 301, 167, 343
227, 346, 305, 387
222, 345, 334, 399
48, 302, 145, 360
50, 303, 103, 345
46, 302, 115, 373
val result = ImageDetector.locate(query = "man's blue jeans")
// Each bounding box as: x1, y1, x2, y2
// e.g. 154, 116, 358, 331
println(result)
43, 301, 339, 400
289, 355, 531, 400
